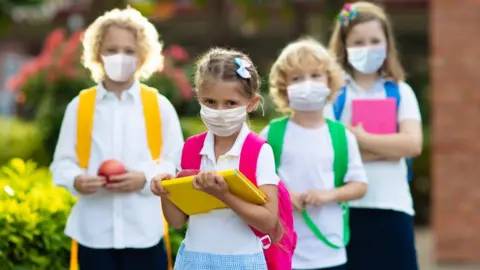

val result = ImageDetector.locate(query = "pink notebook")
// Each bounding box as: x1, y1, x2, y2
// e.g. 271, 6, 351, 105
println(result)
351, 98, 397, 134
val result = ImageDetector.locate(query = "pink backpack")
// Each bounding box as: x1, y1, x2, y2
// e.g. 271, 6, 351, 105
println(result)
181, 132, 297, 270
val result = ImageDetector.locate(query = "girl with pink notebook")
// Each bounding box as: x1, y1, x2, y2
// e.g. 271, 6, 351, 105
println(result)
325, 2, 423, 270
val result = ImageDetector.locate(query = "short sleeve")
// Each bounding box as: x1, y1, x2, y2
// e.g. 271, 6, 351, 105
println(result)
397, 82, 422, 122
323, 102, 335, 120
344, 130, 368, 184
255, 144, 280, 186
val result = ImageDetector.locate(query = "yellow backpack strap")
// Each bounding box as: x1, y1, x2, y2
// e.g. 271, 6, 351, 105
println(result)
140, 84, 172, 270
70, 87, 97, 270
76, 87, 97, 169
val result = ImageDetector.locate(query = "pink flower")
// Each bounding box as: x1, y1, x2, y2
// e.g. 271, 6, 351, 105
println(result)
171, 68, 192, 100
42, 29, 66, 56
59, 30, 84, 67
165, 45, 189, 62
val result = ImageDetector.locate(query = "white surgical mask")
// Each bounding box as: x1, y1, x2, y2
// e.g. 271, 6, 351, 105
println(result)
347, 46, 387, 74
287, 80, 331, 111
200, 105, 247, 137
102, 54, 137, 82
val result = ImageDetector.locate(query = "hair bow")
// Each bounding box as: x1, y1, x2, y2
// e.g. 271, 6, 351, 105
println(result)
234, 57, 251, 79
338, 3, 358, 25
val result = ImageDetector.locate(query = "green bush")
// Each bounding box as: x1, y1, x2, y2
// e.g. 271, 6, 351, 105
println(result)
0, 118, 48, 166
0, 158, 75, 270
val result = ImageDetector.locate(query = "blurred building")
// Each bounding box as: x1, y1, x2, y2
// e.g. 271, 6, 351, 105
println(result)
431, 0, 480, 264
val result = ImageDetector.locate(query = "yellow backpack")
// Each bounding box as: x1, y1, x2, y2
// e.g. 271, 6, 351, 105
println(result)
71, 84, 172, 270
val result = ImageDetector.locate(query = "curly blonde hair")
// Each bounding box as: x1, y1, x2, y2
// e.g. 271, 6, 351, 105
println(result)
269, 38, 345, 113
82, 7, 163, 82
329, 1, 405, 82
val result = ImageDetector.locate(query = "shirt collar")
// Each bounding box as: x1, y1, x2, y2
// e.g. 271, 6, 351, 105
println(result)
200, 123, 251, 161
345, 74, 393, 93
96, 80, 141, 103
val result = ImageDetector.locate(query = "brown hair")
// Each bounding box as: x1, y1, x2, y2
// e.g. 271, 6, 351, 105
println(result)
269, 37, 345, 113
329, 1, 405, 82
194, 47, 261, 99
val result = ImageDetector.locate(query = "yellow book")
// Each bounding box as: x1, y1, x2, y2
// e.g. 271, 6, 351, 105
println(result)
162, 169, 267, 215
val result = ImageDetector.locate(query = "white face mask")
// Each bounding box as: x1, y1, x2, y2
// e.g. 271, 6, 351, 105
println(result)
102, 54, 137, 82
200, 105, 247, 137
287, 80, 331, 111
347, 46, 387, 74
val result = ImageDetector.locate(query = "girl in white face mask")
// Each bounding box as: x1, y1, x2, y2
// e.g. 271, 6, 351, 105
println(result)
328, 2, 423, 270
151, 48, 297, 270
261, 38, 368, 270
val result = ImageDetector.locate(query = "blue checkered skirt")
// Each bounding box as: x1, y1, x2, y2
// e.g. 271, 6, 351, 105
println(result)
174, 243, 267, 270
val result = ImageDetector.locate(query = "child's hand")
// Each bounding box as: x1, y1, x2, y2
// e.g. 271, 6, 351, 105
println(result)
150, 174, 173, 197
193, 171, 228, 198
289, 190, 305, 211
304, 189, 337, 207
74, 174, 106, 194
107, 171, 146, 192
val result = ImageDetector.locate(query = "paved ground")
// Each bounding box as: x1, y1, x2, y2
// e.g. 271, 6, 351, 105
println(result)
415, 228, 480, 270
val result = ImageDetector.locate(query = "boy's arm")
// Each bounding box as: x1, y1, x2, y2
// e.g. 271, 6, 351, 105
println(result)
49, 98, 84, 197
140, 94, 184, 195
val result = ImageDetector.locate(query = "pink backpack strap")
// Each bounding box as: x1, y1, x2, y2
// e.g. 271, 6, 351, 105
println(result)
239, 132, 266, 186
239, 132, 271, 241
180, 132, 208, 170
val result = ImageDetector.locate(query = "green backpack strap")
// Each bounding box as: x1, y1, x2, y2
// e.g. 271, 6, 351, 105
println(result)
266, 116, 289, 173
301, 119, 350, 249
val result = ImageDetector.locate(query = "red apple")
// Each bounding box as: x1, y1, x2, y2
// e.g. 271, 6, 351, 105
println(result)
98, 159, 127, 183
176, 169, 200, 178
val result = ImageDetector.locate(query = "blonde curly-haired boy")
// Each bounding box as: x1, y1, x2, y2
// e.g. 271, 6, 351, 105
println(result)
50, 7, 183, 270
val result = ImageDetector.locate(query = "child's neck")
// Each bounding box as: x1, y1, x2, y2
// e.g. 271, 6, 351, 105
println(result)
352, 71, 380, 91
102, 77, 136, 99
213, 130, 241, 161
290, 110, 325, 129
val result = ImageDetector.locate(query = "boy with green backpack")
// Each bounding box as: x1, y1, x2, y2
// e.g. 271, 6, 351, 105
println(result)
261, 38, 368, 270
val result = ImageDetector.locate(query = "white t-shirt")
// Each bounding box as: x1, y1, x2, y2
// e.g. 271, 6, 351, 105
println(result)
169, 124, 280, 255
324, 78, 422, 216
260, 121, 367, 269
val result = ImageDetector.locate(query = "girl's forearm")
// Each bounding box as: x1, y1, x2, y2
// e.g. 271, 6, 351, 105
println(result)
332, 182, 367, 202
219, 192, 277, 233
357, 133, 422, 159
161, 197, 188, 229
360, 150, 387, 162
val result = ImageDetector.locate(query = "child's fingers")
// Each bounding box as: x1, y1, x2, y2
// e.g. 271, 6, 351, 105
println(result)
154, 179, 164, 192
213, 174, 226, 185
193, 176, 202, 190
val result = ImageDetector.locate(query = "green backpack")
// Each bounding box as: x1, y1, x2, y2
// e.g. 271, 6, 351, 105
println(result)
267, 117, 350, 249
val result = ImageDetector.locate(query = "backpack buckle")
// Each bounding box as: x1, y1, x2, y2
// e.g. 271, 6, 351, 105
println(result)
259, 235, 271, 249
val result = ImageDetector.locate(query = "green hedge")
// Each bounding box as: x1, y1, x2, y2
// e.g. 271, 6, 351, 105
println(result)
0, 158, 74, 270
0, 117, 48, 166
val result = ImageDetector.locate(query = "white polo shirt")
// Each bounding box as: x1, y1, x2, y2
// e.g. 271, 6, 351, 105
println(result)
324, 78, 422, 216
260, 121, 367, 269
169, 124, 280, 255
50, 81, 184, 249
